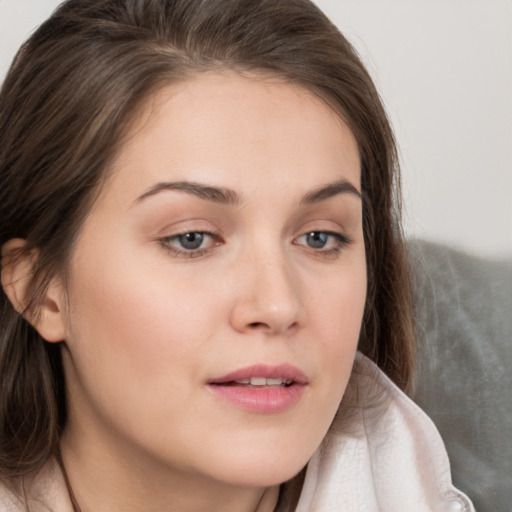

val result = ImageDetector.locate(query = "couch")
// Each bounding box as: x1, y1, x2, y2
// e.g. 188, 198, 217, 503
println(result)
409, 240, 512, 511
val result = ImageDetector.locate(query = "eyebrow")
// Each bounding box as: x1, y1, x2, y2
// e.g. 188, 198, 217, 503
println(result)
135, 180, 241, 206
134, 178, 361, 207
300, 179, 361, 205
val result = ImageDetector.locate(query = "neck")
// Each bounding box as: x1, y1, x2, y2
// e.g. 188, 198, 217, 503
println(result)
59, 429, 280, 512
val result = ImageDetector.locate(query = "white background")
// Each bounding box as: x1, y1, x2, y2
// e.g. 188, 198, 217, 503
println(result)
1, 0, 511, 258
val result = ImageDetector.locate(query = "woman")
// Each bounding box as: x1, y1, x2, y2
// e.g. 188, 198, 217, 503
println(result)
0, 0, 474, 510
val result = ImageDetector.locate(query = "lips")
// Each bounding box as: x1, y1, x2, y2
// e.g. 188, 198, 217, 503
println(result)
207, 364, 308, 413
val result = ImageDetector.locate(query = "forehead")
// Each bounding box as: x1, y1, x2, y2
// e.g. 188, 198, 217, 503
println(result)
104, 71, 361, 204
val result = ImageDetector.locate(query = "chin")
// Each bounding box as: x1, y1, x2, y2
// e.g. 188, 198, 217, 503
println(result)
206, 447, 312, 489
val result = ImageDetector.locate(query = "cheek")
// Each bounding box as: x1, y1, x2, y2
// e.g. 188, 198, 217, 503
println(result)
307, 253, 366, 340
63, 247, 224, 400
62, 254, 231, 461
306, 258, 367, 400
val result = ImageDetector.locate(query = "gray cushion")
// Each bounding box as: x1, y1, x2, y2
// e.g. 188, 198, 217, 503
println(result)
409, 240, 512, 512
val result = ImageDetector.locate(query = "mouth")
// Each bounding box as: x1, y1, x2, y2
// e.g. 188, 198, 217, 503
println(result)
212, 377, 294, 388
208, 363, 308, 385
206, 364, 308, 413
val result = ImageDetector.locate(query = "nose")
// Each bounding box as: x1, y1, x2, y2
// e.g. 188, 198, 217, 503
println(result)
229, 247, 305, 336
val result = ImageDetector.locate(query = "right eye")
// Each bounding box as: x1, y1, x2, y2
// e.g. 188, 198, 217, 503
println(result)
158, 231, 221, 258
176, 232, 206, 250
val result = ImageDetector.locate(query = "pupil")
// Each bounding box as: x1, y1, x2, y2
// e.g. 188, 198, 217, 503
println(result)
307, 232, 327, 249
179, 232, 204, 250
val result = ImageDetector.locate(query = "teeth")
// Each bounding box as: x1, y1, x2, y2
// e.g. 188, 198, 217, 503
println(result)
231, 377, 294, 386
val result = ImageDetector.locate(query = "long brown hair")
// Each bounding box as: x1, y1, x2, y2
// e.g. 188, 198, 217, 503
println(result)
0, 0, 414, 506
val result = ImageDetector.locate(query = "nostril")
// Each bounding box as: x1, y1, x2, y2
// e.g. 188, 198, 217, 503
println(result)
248, 321, 270, 330
247, 320, 300, 333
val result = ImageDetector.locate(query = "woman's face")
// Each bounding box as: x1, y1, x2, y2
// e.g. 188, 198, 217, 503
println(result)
59, 72, 366, 489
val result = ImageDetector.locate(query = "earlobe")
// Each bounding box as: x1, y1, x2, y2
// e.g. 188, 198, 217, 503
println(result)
1, 238, 67, 343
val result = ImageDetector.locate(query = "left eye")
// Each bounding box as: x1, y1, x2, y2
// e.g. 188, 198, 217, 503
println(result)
295, 231, 349, 251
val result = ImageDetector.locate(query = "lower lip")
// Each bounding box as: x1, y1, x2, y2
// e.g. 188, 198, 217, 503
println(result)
207, 383, 306, 413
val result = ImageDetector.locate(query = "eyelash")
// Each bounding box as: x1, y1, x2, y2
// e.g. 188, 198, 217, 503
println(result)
157, 230, 352, 259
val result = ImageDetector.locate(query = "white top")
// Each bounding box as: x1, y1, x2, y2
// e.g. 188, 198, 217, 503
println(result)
0, 353, 474, 511
296, 353, 474, 511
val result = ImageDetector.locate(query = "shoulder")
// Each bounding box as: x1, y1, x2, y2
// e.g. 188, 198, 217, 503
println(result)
296, 352, 475, 512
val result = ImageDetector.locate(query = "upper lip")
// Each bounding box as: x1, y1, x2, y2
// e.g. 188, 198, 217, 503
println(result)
208, 364, 309, 385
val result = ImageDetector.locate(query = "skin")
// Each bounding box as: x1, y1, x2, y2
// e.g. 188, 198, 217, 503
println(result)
3, 72, 366, 511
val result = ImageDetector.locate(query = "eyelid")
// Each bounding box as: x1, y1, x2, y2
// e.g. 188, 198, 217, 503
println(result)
153, 217, 218, 237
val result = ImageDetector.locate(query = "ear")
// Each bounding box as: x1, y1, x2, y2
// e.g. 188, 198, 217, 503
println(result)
1, 238, 67, 343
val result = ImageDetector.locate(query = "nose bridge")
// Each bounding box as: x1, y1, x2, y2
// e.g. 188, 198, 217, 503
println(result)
230, 236, 303, 335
